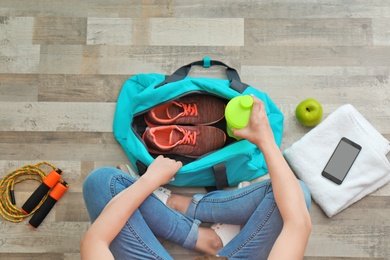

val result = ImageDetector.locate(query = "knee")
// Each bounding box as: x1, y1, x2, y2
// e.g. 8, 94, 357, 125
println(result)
83, 166, 119, 191
298, 180, 311, 210
82, 166, 139, 195
82, 166, 138, 221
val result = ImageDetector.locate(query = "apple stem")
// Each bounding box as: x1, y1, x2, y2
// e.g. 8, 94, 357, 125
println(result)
306, 108, 311, 112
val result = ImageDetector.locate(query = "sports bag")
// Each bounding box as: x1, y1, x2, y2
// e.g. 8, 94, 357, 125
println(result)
113, 58, 284, 189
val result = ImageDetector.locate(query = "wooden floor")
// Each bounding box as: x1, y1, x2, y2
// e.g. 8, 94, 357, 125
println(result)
1, 1, 390, 259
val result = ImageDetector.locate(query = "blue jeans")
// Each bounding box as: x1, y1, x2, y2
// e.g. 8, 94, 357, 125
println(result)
83, 167, 311, 260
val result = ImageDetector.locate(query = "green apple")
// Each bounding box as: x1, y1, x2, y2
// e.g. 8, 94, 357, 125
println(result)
295, 98, 323, 127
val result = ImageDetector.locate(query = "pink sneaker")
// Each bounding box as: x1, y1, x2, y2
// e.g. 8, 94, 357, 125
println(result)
142, 125, 226, 158
144, 94, 225, 127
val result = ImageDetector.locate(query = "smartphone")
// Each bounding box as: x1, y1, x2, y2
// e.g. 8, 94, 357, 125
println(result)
322, 137, 361, 185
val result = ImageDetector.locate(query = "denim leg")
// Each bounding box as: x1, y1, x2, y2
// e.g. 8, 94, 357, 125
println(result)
186, 179, 311, 260
82, 167, 200, 260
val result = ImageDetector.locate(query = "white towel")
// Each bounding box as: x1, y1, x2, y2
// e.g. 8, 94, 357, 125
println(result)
284, 104, 390, 217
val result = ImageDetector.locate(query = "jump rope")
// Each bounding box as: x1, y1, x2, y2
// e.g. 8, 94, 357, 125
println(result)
0, 162, 68, 228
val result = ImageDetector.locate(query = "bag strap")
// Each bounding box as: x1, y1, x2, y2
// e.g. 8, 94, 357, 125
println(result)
205, 163, 229, 192
136, 160, 148, 176
154, 57, 248, 93
212, 162, 229, 190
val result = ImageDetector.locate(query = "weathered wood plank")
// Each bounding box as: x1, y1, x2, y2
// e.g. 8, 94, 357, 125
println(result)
0, 45, 40, 73
140, 0, 390, 19
2, 0, 390, 19
39, 45, 83, 74
0, 102, 115, 132
0, 0, 88, 17
0, 131, 117, 144
38, 74, 128, 102
87, 0, 142, 18
241, 46, 390, 66
82, 45, 240, 75
32, 17, 87, 45
0, 222, 88, 253
87, 18, 133, 45
0, 74, 39, 101
372, 18, 390, 46
0, 253, 65, 260
87, 18, 244, 46
147, 18, 244, 46
245, 18, 373, 47
0, 143, 127, 161
0, 17, 34, 45
307, 224, 390, 258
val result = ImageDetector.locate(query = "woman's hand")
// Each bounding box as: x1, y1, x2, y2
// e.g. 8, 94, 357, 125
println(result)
232, 96, 275, 150
143, 155, 182, 187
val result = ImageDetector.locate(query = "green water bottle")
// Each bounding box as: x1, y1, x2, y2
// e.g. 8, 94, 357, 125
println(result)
225, 95, 254, 140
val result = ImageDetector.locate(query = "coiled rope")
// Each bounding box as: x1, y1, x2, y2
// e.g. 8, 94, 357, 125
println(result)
0, 162, 58, 223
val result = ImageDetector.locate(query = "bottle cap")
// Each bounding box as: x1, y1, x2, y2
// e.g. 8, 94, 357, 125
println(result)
240, 95, 253, 109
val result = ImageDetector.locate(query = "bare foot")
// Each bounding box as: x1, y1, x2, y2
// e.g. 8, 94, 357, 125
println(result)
166, 194, 192, 214
194, 226, 223, 255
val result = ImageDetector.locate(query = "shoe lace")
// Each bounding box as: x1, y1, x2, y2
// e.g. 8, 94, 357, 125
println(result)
178, 128, 197, 145
175, 102, 198, 117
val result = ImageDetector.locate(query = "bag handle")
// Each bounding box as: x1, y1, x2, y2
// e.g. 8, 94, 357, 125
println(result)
154, 57, 248, 93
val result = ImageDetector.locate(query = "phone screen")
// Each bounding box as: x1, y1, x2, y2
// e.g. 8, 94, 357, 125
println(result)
322, 137, 361, 185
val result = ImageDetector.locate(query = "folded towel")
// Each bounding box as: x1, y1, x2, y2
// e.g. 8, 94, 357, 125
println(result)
284, 104, 390, 217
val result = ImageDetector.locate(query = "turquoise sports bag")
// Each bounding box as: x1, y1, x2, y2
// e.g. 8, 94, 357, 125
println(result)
113, 58, 284, 189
